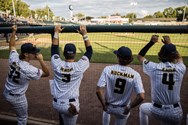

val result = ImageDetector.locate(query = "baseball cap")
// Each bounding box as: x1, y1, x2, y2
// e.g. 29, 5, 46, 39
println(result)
161, 44, 177, 55
21, 43, 40, 54
113, 46, 132, 58
64, 43, 76, 55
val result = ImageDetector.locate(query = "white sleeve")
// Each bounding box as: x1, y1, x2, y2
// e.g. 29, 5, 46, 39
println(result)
51, 54, 62, 69
9, 50, 19, 64
49, 80, 55, 96
175, 62, 186, 75
97, 68, 107, 87
143, 59, 156, 76
27, 65, 43, 80
77, 55, 90, 72
133, 73, 145, 94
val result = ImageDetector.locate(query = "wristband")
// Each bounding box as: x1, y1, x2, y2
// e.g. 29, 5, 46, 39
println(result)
83, 34, 89, 41
54, 32, 59, 39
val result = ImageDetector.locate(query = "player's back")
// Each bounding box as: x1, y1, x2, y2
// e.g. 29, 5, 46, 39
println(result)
144, 61, 186, 104
5, 50, 42, 95
51, 55, 89, 99
104, 64, 141, 106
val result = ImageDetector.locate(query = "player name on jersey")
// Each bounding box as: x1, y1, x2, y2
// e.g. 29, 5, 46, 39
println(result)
161, 68, 176, 72
111, 70, 134, 78
61, 67, 73, 72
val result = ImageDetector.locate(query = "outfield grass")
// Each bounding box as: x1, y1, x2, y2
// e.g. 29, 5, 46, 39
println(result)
0, 33, 187, 66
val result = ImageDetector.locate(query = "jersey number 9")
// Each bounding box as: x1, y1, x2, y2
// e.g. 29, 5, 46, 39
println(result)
114, 78, 126, 94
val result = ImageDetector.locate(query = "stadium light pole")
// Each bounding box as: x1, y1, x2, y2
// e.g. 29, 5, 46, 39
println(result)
130, 1, 137, 23
182, 0, 187, 21
69, 5, 73, 21
12, 0, 16, 17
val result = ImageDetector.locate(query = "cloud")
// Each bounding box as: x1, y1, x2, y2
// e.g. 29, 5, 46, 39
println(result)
22, 0, 186, 18
141, 10, 148, 17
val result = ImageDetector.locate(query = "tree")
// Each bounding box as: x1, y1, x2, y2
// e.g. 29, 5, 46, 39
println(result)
144, 15, 153, 18
175, 6, 188, 21
0, 0, 14, 15
153, 11, 164, 18
163, 7, 176, 18
125, 13, 137, 18
35, 6, 54, 20
85, 16, 94, 21
99, 16, 108, 18
111, 13, 121, 16
15, 0, 30, 17
73, 13, 85, 20
0, 0, 31, 18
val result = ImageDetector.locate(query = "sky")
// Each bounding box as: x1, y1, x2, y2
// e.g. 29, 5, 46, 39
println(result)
22, 0, 187, 19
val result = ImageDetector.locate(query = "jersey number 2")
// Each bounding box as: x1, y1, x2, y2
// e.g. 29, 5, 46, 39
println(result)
114, 78, 126, 94
8, 65, 20, 84
162, 73, 175, 90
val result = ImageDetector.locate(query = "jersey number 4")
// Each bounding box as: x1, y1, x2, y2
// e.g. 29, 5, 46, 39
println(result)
114, 78, 126, 94
162, 73, 175, 90
8, 65, 20, 84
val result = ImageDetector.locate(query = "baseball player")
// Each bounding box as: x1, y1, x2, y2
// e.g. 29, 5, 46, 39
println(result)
3, 25, 49, 125
138, 35, 186, 125
50, 25, 92, 125
96, 46, 145, 125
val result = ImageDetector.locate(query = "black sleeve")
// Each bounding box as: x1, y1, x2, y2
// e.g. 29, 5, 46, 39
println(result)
84, 46, 93, 60
138, 41, 155, 57
51, 44, 59, 57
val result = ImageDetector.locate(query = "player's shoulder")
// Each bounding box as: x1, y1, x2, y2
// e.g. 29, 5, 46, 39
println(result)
127, 67, 141, 76
80, 55, 89, 62
9, 50, 19, 63
10, 50, 18, 56
104, 64, 117, 70
51, 54, 60, 60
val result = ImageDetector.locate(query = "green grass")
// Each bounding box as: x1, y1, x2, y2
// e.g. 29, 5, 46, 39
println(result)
0, 33, 187, 66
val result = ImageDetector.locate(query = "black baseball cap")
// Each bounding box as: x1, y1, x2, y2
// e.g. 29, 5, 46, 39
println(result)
64, 43, 76, 55
21, 43, 40, 54
161, 44, 177, 55
113, 46, 132, 58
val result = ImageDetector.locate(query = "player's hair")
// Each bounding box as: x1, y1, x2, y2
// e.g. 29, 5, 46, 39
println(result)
19, 53, 26, 60
64, 53, 76, 60
118, 55, 133, 66
158, 51, 181, 63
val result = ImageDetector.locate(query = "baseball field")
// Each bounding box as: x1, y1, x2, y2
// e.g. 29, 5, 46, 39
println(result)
0, 32, 187, 125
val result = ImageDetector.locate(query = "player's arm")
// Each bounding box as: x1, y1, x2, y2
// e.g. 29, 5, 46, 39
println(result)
161, 36, 183, 63
78, 25, 93, 60
36, 53, 49, 77
137, 35, 159, 63
51, 25, 63, 56
9, 25, 17, 52
96, 86, 107, 111
124, 93, 145, 114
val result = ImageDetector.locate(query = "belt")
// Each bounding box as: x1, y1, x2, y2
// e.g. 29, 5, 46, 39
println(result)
105, 102, 126, 108
153, 102, 179, 108
53, 98, 76, 102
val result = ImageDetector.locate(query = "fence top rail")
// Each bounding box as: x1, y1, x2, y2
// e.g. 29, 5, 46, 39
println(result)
0, 25, 188, 34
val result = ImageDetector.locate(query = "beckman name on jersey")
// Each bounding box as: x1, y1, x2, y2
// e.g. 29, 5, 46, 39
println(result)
111, 70, 134, 78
